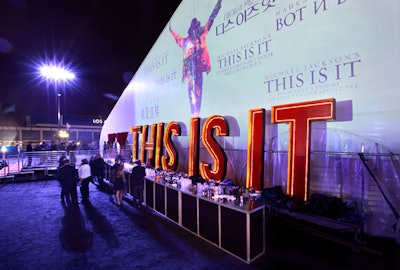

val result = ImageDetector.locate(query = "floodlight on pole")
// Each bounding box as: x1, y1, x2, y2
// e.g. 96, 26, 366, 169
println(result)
38, 64, 75, 131
39, 65, 75, 82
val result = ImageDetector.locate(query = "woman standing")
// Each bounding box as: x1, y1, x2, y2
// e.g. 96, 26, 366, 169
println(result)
113, 162, 126, 206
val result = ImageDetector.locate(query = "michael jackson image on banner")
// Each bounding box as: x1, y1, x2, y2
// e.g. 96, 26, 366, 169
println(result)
170, 0, 222, 117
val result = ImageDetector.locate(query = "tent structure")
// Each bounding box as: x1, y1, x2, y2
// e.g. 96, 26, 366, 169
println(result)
100, 0, 400, 240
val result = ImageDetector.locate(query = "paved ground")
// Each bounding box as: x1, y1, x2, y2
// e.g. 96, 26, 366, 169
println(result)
0, 180, 399, 270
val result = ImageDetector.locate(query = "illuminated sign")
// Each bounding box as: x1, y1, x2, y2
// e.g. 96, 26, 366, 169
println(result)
271, 98, 335, 200
124, 98, 336, 200
92, 118, 103, 125
246, 108, 265, 191
101, 0, 400, 238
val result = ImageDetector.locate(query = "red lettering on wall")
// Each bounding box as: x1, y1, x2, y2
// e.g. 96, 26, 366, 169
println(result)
200, 115, 228, 181
131, 124, 157, 164
162, 121, 180, 171
142, 124, 157, 164
188, 117, 200, 177
154, 122, 164, 169
271, 98, 335, 200
138, 125, 148, 163
130, 126, 142, 162
246, 109, 265, 191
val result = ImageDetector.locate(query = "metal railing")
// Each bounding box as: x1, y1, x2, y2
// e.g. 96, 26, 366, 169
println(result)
1, 150, 101, 178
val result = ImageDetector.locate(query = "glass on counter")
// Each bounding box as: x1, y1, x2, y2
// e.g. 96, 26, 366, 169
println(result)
148, 168, 263, 210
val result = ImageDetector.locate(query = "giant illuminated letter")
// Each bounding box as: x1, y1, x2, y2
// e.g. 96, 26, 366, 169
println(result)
154, 122, 164, 169
188, 117, 200, 177
134, 124, 157, 164
200, 115, 228, 181
271, 98, 335, 200
130, 125, 142, 162
145, 124, 157, 164
162, 121, 180, 171
246, 109, 265, 191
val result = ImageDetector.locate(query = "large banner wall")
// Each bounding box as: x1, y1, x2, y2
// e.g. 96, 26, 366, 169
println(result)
101, 0, 400, 237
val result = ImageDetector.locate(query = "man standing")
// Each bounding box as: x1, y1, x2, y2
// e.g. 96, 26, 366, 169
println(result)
26, 142, 33, 167
131, 160, 146, 208
57, 155, 67, 203
58, 159, 78, 207
92, 153, 105, 186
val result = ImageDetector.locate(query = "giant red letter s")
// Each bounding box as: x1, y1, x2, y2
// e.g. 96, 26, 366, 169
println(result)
200, 115, 228, 181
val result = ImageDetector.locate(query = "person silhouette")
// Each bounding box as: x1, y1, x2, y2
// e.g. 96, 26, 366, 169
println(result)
58, 159, 79, 207
170, 0, 222, 117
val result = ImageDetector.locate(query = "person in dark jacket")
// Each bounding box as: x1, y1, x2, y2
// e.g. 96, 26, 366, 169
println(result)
58, 159, 78, 207
57, 155, 67, 203
131, 160, 146, 207
26, 142, 33, 167
92, 153, 105, 186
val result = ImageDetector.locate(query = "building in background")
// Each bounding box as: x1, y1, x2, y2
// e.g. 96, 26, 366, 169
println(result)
0, 112, 103, 152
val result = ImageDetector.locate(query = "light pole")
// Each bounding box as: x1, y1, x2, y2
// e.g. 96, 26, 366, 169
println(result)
57, 93, 61, 129
38, 64, 75, 139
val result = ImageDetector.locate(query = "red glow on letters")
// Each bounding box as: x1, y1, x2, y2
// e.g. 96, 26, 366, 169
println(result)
130, 126, 142, 162
271, 98, 335, 200
246, 109, 265, 191
188, 118, 200, 177
154, 123, 165, 169
162, 121, 180, 171
200, 115, 228, 181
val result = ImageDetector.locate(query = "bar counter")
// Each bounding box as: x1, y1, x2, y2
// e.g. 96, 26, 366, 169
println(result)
143, 176, 265, 264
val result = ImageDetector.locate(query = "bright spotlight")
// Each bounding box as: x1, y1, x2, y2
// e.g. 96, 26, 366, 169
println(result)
39, 64, 75, 82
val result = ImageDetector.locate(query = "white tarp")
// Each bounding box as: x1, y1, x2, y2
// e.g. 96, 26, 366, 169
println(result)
101, 0, 400, 237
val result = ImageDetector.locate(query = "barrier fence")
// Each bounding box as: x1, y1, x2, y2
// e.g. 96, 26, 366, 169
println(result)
1, 148, 400, 242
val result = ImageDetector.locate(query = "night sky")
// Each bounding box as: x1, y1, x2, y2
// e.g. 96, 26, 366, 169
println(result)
0, 0, 182, 125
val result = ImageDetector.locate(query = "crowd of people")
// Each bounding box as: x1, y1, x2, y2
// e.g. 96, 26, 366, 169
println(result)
27, 141, 79, 152
56, 153, 147, 209
57, 153, 105, 207
25, 140, 99, 154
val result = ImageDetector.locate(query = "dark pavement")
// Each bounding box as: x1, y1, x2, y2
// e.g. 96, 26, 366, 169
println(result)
0, 180, 399, 270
